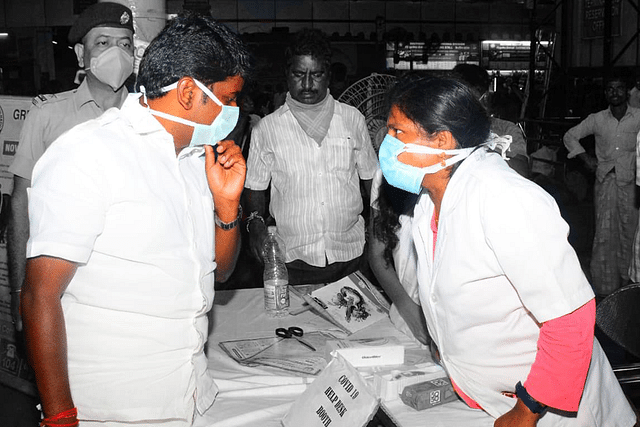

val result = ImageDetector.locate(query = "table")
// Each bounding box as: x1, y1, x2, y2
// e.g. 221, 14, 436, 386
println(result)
194, 288, 493, 427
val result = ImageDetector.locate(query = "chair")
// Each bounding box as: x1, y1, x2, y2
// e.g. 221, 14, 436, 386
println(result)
596, 284, 640, 385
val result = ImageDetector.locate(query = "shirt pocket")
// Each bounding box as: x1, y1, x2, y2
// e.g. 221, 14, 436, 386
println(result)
324, 135, 356, 172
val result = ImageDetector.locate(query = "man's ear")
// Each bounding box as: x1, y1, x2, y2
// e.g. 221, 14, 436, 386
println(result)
175, 77, 197, 110
74, 43, 85, 68
434, 130, 457, 149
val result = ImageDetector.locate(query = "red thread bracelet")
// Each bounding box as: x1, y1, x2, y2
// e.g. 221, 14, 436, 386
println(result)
41, 422, 78, 427
40, 407, 78, 427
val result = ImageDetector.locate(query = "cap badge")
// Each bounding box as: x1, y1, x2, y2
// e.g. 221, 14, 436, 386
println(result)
120, 12, 130, 25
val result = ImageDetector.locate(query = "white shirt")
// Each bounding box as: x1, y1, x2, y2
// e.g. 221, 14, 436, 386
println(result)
411, 149, 633, 425
563, 106, 640, 184
245, 99, 378, 266
28, 94, 218, 423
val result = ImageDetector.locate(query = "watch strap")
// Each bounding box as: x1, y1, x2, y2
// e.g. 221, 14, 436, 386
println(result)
215, 206, 242, 230
515, 381, 547, 414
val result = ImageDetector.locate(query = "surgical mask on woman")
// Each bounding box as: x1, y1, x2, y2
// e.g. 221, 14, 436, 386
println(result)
140, 79, 239, 148
87, 46, 134, 91
379, 133, 511, 194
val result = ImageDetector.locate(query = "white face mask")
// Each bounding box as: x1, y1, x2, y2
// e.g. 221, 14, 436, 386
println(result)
140, 79, 240, 148
86, 46, 133, 91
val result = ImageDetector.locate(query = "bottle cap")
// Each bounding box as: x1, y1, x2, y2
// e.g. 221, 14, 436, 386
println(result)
267, 225, 277, 234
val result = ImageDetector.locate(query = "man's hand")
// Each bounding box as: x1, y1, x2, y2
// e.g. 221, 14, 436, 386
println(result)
248, 220, 267, 264
8, 175, 31, 332
11, 292, 22, 331
244, 188, 270, 264
494, 398, 541, 427
205, 140, 246, 216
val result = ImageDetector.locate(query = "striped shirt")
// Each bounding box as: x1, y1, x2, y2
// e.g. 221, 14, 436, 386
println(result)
245, 97, 378, 267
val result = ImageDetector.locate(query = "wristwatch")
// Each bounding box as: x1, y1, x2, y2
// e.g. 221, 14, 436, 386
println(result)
515, 381, 547, 414
214, 206, 242, 230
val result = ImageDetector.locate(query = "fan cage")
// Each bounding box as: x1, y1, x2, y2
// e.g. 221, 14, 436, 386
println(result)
338, 74, 397, 150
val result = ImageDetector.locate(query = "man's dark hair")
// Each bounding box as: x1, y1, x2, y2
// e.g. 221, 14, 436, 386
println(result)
452, 63, 490, 96
137, 12, 252, 99
604, 72, 629, 90
285, 28, 332, 70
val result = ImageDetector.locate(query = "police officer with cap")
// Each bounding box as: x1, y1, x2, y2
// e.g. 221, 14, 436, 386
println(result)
8, 2, 135, 331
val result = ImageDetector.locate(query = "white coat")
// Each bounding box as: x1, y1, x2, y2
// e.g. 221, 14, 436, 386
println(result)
411, 148, 635, 426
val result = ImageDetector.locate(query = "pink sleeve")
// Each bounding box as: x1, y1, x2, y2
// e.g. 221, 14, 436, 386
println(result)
524, 299, 595, 411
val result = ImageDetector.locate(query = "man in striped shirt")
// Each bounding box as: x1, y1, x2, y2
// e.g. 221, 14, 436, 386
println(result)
244, 29, 378, 285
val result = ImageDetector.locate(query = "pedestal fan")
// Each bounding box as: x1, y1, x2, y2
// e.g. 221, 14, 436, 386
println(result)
338, 73, 397, 152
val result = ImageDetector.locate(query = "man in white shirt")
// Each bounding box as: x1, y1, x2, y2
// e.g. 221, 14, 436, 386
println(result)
244, 29, 378, 285
21, 14, 250, 427
563, 75, 640, 296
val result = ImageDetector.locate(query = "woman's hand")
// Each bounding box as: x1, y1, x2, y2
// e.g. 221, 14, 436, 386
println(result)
400, 299, 430, 345
494, 399, 541, 427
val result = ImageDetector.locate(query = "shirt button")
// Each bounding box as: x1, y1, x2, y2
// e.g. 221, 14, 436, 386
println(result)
431, 294, 437, 302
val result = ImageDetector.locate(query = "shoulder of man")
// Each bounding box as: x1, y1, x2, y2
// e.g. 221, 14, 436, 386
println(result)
335, 99, 365, 120
255, 104, 289, 128
30, 88, 78, 110
627, 105, 640, 115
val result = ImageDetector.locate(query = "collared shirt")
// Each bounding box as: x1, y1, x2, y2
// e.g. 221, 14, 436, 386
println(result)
563, 106, 640, 184
27, 94, 217, 423
245, 98, 378, 267
9, 79, 128, 180
412, 148, 595, 420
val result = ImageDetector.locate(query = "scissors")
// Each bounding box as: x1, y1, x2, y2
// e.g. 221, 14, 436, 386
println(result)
275, 326, 316, 352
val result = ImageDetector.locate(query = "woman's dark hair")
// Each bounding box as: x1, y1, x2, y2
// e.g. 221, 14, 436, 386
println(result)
136, 12, 252, 99
372, 177, 418, 267
372, 75, 490, 264
387, 75, 490, 149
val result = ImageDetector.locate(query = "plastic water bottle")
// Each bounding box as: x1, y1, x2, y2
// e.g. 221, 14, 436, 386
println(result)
263, 226, 289, 317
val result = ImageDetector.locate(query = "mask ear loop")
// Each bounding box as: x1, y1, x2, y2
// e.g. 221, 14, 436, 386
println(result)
192, 79, 224, 107
485, 133, 512, 159
139, 85, 148, 107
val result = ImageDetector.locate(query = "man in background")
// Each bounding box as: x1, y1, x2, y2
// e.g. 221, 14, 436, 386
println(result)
564, 75, 640, 296
244, 28, 378, 285
21, 13, 249, 426
8, 2, 135, 330
453, 63, 530, 178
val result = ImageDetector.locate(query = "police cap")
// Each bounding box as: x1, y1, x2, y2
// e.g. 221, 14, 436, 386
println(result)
68, 2, 135, 45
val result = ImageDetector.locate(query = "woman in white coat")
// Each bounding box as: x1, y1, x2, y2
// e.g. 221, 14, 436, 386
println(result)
377, 75, 637, 427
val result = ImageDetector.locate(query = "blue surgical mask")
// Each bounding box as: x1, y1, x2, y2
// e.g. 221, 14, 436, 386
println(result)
379, 133, 512, 194
140, 79, 239, 148
378, 134, 475, 194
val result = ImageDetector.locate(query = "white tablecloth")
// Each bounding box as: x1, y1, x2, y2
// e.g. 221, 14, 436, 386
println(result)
194, 288, 493, 427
